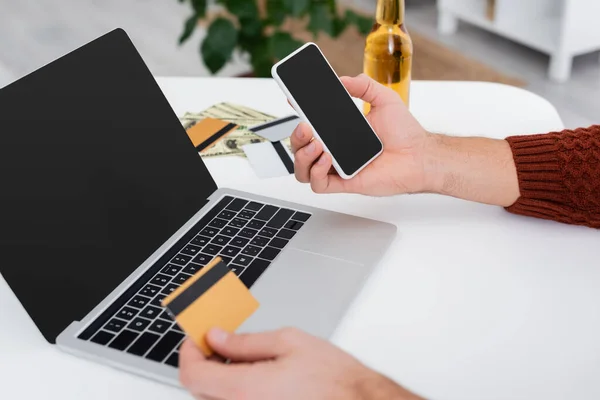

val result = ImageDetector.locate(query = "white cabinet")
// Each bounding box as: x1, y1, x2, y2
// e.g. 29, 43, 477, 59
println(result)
437, 0, 600, 82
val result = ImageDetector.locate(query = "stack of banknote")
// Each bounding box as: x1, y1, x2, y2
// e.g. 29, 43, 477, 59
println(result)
179, 102, 291, 158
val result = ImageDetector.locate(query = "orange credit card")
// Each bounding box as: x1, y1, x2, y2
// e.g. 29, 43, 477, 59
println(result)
186, 118, 237, 153
161, 257, 259, 356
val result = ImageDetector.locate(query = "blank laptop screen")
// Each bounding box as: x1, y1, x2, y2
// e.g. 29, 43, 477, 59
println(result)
0, 29, 218, 342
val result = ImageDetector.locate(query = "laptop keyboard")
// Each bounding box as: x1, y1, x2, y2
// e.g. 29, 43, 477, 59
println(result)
79, 196, 311, 368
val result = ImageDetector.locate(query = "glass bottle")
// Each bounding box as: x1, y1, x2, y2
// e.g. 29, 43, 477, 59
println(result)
363, 0, 413, 114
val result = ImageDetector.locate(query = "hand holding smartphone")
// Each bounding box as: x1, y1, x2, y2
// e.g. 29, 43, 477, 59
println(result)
271, 43, 383, 179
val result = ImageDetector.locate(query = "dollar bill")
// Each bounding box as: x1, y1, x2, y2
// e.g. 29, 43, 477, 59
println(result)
182, 114, 263, 131
203, 102, 274, 121
221, 102, 275, 121
180, 102, 281, 158
183, 113, 273, 130
201, 134, 265, 157
179, 102, 294, 159
188, 103, 274, 126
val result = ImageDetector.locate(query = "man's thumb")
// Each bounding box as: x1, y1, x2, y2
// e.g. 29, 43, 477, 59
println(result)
341, 74, 399, 108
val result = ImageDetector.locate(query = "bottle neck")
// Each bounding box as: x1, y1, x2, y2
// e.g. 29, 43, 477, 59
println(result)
375, 0, 405, 25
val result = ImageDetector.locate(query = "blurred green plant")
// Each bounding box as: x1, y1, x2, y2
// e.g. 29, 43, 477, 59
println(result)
177, 0, 373, 77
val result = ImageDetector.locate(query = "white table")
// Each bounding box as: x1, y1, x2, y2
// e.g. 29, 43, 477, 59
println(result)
2, 78, 599, 400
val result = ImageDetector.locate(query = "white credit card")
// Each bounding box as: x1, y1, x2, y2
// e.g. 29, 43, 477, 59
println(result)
250, 115, 300, 142
242, 141, 294, 179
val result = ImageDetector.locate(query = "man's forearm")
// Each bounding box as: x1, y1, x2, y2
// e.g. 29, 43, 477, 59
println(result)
423, 133, 520, 207
356, 371, 426, 400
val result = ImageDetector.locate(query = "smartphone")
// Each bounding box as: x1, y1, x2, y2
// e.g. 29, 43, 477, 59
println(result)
271, 43, 383, 179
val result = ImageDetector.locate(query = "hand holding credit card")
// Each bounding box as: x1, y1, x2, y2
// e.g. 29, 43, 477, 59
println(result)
161, 257, 259, 356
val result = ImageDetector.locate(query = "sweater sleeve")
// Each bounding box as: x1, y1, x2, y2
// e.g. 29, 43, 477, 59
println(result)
504, 125, 600, 229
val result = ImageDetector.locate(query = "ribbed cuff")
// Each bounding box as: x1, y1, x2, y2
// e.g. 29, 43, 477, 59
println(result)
504, 126, 600, 228
504, 132, 568, 222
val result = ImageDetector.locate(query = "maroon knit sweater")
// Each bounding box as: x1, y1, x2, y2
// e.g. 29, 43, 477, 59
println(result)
505, 125, 600, 229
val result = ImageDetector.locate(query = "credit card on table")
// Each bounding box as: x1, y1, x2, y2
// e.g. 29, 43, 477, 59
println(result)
242, 140, 294, 178
250, 115, 300, 142
185, 118, 238, 153
161, 257, 259, 356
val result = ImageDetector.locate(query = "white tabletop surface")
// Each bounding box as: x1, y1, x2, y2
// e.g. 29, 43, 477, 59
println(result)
2, 77, 599, 400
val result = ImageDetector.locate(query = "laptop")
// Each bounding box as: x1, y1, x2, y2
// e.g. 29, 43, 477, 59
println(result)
0, 29, 396, 386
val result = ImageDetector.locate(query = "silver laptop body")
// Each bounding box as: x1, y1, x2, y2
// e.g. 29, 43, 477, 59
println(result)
56, 187, 395, 386
0, 28, 396, 388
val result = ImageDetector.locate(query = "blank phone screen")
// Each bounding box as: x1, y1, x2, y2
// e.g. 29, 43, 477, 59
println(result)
276, 44, 382, 176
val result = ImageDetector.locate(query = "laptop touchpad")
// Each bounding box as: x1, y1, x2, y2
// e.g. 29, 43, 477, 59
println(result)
287, 209, 396, 264
238, 249, 365, 340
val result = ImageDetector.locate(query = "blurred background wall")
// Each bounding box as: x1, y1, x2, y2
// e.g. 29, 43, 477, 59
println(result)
0, 0, 598, 129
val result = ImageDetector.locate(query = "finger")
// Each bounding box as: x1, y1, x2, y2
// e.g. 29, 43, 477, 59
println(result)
290, 122, 313, 154
180, 338, 207, 364
340, 74, 400, 108
310, 153, 350, 194
294, 136, 323, 183
179, 339, 247, 399
206, 327, 297, 362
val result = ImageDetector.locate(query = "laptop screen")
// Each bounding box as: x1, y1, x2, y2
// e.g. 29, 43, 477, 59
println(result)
0, 29, 218, 342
